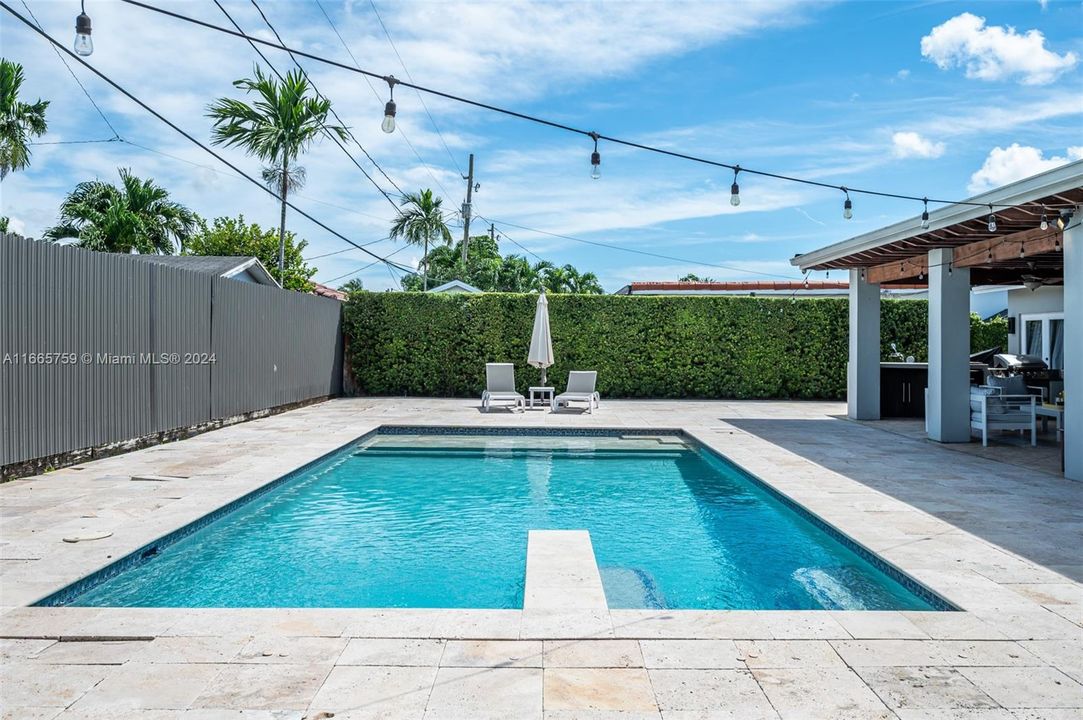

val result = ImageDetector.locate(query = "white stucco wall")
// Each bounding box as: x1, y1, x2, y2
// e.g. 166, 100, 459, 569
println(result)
1006, 286, 1064, 354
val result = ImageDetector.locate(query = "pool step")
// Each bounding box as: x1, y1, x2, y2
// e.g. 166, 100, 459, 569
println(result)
523, 530, 609, 611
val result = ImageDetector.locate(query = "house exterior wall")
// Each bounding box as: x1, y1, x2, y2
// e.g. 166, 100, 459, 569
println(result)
1006, 286, 1064, 354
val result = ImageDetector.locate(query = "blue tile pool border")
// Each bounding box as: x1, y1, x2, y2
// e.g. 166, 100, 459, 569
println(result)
34, 425, 960, 611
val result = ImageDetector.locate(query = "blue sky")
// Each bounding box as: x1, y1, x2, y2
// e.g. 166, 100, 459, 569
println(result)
3, 0, 1081, 291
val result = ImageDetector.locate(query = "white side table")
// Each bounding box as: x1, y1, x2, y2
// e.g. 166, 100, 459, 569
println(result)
528, 386, 554, 409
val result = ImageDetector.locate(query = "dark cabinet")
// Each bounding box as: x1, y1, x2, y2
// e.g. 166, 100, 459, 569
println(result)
881, 364, 927, 418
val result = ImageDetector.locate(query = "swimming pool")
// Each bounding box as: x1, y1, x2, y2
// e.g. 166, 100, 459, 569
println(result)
43, 428, 952, 610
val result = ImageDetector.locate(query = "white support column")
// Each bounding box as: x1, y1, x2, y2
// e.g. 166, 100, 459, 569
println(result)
848, 268, 880, 420
927, 247, 971, 442
1064, 209, 1082, 480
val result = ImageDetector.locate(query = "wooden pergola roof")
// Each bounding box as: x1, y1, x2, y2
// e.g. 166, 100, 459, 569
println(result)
791, 161, 1083, 287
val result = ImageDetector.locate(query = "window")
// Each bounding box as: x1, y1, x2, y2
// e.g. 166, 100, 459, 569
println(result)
1020, 312, 1064, 369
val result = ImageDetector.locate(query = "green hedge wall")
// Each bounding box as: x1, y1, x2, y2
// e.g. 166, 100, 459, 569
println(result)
343, 293, 1009, 400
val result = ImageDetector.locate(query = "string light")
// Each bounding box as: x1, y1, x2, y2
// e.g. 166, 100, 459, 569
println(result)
73, 0, 92, 55
842, 188, 852, 220
1040, 208, 1049, 231
948, 261, 953, 276
381, 76, 397, 134
730, 166, 741, 207
1019, 240, 1025, 259
987, 205, 996, 233
920, 198, 929, 229
589, 132, 600, 180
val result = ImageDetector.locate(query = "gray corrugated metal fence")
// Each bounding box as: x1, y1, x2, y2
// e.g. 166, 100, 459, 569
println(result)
1, 234, 342, 468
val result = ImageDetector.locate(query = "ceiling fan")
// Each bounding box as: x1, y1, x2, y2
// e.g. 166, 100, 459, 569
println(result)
1021, 274, 1060, 292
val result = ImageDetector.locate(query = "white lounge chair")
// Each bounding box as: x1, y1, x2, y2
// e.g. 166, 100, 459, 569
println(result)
970, 384, 1036, 447
482, 363, 525, 413
552, 371, 600, 414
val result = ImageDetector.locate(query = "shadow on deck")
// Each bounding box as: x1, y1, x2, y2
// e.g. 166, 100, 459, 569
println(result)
722, 416, 1083, 583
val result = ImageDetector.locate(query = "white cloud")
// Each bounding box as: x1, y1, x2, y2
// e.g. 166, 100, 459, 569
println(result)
891, 131, 946, 159
968, 144, 1083, 193
920, 13, 1078, 85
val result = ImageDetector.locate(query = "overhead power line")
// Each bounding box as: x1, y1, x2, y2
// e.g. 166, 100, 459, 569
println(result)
212, 0, 400, 212
476, 214, 798, 280
245, 0, 406, 200
368, 0, 463, 175
0, 1, 415, 275
20, 0, 121, 140
315, 0, 455, 200
117, 0, 1027, 213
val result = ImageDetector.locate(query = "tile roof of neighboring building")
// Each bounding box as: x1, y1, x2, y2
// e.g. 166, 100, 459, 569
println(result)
615, 280, 929, 295
311, 282, 347, 301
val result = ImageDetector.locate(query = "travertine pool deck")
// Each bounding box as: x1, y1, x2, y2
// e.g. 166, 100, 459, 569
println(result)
1, 397, 1080, 719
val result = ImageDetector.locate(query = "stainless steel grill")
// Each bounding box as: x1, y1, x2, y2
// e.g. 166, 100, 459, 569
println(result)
992, 354, 1048, 371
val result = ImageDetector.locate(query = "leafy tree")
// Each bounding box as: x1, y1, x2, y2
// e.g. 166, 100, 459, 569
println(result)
43, 168, 197, 254
207, 66, 346, 285
0, 59, 49, 179
185, 214, 315, 291
339, 278, 365, 297
0, 216, 9, 233
400, 233, 604, 294
389, 189, 453, 290
680, 273, 715, 282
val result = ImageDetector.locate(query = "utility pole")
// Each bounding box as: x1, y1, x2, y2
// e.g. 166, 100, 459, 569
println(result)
461, 153, 474, 265
490, 223, 495, 244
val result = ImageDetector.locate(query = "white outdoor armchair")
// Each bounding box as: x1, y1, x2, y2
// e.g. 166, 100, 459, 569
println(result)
482, 363, 525, 413
970, 384, 1036, 447
552, 371, 600, 414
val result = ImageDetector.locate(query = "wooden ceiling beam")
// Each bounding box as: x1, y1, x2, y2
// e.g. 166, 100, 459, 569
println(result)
953, 226, 1062, 268
866, 255, 928, 284
862, 226, 1061, 283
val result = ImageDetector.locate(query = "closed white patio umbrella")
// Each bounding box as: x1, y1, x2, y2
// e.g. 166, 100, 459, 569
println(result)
527, 292, 554, 386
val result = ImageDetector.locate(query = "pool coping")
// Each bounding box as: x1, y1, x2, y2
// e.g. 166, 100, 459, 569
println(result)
32, 424, 957, 612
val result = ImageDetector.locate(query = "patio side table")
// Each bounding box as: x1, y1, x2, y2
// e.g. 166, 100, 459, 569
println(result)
528, 386, 554, 409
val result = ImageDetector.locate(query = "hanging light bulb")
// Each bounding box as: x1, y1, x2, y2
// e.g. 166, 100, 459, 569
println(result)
1019, 242, 1026, 259
842, 188, 852, 220
74, 1, 93, 56
920, 198, 930, 230
987, 205, 997, 233
948, 262, 953, 276
381, 76, 397, 134
1039, 208, 1049, 231
589, 132, 600, 180
730, 166, 741, 207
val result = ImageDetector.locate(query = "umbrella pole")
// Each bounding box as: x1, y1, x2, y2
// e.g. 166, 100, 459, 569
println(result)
540, 367, 547, 386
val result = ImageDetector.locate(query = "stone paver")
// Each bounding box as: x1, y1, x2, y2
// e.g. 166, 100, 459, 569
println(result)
423, 666, 542, 719
543, 667, 657, 713
751, 666, 895, 719
649, 668, 778, 719
854, 665, 1000, 711
542, 639, 643, 668
1, 398, 1080, 717
306, 665, 437, 719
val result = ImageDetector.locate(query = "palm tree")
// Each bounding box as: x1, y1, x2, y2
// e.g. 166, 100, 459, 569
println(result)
207, 65, 345, 284
571, 270, 604, 294
0, 59, 49, 179
389, 189, 452, 290
43, 168, 197, 254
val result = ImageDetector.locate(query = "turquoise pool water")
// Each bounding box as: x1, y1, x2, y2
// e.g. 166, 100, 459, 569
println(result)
61, 431, 943, 610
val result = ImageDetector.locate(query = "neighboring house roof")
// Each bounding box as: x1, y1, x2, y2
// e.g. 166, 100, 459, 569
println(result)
311, 282, 347, 301
126, 255, 279, 287
428, 279, 482, 293
614, 280, 927, 296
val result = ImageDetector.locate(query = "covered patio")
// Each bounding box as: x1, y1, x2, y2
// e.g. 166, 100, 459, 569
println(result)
792, 161, 1082, 480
